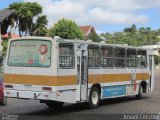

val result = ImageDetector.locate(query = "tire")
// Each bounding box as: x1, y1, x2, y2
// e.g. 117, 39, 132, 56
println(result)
136, 85, 143, 100
88, 87, 100, 109
1, 97, 7, 105
46, 101, 64, 108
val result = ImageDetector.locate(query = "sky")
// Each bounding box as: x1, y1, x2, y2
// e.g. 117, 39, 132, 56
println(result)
1, 0, 160, 34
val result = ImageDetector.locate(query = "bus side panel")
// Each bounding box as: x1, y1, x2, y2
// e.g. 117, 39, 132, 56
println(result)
88, 68, 150, 99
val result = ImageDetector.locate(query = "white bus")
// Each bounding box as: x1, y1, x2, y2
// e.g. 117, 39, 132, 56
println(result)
4, 36, 154, 108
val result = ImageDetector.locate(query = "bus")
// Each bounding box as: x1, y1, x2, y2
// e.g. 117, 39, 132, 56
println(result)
4, 36, 154, 108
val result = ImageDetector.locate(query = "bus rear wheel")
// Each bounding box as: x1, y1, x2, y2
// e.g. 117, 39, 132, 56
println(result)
46, 101, 64, 108
88, 87, 100, 109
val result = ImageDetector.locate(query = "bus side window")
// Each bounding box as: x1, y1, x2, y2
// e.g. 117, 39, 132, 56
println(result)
59, 43, 74, 68
137, 50, 147, 68
88, 45, 100, 68
101, 46, 113, 68
114, 47, 126, 68
126, 49, 137, 68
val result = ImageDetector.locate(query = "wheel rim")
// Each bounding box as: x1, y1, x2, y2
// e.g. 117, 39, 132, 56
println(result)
92, 91, 98, 105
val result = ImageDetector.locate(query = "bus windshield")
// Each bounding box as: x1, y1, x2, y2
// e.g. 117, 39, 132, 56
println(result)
8, 40, 51, 67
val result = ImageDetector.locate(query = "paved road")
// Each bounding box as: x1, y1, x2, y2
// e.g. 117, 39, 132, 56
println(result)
0, 69, 160, 120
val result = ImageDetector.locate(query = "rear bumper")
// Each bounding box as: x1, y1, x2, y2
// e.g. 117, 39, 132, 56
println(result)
4, 89, 56, 100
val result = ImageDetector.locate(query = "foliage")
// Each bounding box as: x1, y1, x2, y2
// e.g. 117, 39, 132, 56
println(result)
123, 24, 137, 33
35, 15, 48, 29
33, 27, 48, 37
9, 2, 47, 36
99, 24, 160, 46
48, 19, 83, 39
33, 15, 48, 36
1, 39, 9, 57
86, 34, 101, 42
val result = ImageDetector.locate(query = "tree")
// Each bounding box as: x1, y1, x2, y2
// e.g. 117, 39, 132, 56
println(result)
32, 15, 48, 36
33, 27, 48, 37
123, 24, 137, 33
99, 33, 112, 43
101, 24, 160, 46
48, 19, 83, 39
9, 2, 43, 36
86, 34, 101, 42
131, 24, 137, 33
1, 39, 8, 57
35, 15, 48, 29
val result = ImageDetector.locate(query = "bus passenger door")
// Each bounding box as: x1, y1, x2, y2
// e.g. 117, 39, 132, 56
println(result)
76, 49, 88, 102
148, 54, 154, 92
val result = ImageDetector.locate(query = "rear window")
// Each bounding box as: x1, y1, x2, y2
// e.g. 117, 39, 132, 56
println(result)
8, 40, 51, 67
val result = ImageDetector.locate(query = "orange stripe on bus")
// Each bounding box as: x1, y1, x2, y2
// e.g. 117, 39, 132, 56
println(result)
4, 74, 77, 86
4, 73, 150, 86
136, 73, 150, 81
88, 73, 149, 83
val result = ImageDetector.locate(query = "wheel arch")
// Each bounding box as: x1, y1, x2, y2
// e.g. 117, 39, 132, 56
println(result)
90, 83, 102, 95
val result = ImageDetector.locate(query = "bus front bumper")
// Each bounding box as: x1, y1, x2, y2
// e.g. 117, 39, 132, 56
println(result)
4, 89, 56, 100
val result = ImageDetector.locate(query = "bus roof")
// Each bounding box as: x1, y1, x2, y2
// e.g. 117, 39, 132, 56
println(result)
10, 36, 150, 51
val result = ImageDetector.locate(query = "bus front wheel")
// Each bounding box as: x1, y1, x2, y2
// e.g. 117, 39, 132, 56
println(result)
136, 85, 143, 100
88, 87, 100, 109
